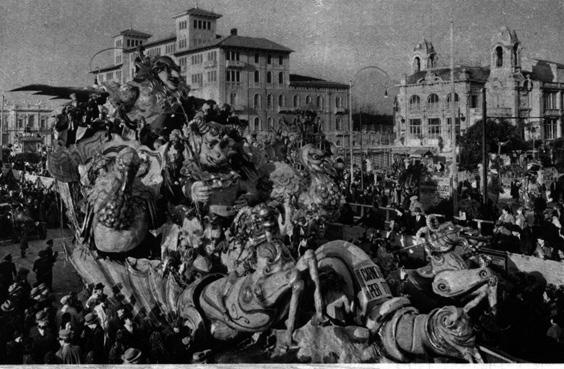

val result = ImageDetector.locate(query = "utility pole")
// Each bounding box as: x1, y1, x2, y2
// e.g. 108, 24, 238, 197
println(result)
349, 80, 354, 193
450, 21, 458, 216
0, 95, 4, 162
482, 87, 488, 205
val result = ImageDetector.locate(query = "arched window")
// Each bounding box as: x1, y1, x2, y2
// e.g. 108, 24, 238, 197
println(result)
316, 96, 324, 109
495, 46, 503, 67
254, 70, 260, 83
267, 94, 273, 109
278, 95, 285, 108
293, 95, 299, 108
253, 117, 261, 131
278, 72, 284, 84
446, 93, 459, 109
335, 96, 342, 108
267, 117, 273, 130
267, 71, 272, 84
414, 56, 421, 72
408, 95, 420, 112
427, 94, 439, 111
336, 117, 342, 131
336, 140, 341, 146
28, 115, 35, 127
254, 94, 261, 109
306, 95, 312, 104
230, 92, 237, 105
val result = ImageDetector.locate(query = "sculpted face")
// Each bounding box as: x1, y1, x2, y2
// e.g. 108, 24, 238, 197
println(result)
199, 130, 234, 168
158, 67, 182, 91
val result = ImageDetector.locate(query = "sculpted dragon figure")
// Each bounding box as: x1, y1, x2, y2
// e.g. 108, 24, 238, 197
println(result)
22, 52, 490, 363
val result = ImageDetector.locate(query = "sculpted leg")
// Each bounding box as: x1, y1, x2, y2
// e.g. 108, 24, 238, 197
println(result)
285, 279, 305, 346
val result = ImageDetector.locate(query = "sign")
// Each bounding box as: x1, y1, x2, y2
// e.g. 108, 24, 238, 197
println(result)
436, 177, 451, 199
354, 262, 392, 303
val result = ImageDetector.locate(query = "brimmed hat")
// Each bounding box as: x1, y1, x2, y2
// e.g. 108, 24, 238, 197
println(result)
3, 254, 12, 261
1, 300, 15, 313
35, 310, 48, 323
58, 329, 71, 340
46, 239, 53, 246
84, 313, 97, 325
94, 283, 105, 291
60, 295, 71, 306
8, 283, 22, 295
122, 348, 142, 363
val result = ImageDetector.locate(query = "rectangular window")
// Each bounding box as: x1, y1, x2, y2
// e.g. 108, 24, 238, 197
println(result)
267, 54, 272, 64
544, 92, 558, 110
115, 55, 122, 64
446, 117, 461, 136
409, 119, 422, 138
470, 95, 478, 108
106, 72, 114, 80
116, 71, 122, 82
255, 53, 259, 63
193, 20, 197, 28
428, 118, 441, 138
165, 44, 175, 54
544, 118, 558, 140
279, 55, 283, 65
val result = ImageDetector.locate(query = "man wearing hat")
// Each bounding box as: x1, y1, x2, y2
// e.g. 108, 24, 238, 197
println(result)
121, 347, 143, 364
56, 295, 81, 330
33, 250, 56, 290
0, 254, 17, 300
29, 310, 58, 363
44, 239, 58, 266
55, 329, 81, 364
81, 312, 105, 363
408, 195, 423, 216
85, 283, 106, 310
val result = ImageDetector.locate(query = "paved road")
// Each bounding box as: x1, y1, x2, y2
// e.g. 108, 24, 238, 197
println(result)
1, 228, 83, 300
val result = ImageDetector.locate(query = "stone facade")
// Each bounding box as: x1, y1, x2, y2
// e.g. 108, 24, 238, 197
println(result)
0, 103, 52, 149
395, 26, 564, 153
93, 7, 350, 144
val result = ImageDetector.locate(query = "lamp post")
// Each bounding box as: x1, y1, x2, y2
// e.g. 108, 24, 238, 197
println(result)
348, 65, 392, 193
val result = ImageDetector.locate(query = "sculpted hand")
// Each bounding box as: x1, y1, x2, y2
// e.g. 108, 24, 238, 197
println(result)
191, 181, 211, 203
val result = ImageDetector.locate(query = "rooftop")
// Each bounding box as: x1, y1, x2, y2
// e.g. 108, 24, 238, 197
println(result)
174, 7, 222, 19
143, 34, 176, 48
113, 29, 152, 39
289, 74, 348, 89
176, 34, 293, 55
405, 66, 490, 84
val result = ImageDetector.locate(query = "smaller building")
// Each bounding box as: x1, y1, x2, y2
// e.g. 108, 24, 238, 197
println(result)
1, 103, 53, 150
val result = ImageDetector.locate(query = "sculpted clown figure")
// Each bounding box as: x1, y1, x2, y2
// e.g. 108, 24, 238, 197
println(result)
181, 115, 260, 223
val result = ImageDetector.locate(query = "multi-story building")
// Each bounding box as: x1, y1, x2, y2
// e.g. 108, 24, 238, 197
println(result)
0, 102, 53, 150
395, 26, 564, 153
93, 7, 350, 145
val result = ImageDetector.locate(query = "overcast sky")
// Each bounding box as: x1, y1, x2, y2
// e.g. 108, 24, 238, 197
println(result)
0, 0, 563, 113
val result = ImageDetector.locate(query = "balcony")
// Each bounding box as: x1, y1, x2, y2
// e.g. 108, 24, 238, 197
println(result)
204, 60, 217, 69
488, 107, 512, 116
544, 108, 560, 116
335, 107, 348, 115
226, 60, 245, 69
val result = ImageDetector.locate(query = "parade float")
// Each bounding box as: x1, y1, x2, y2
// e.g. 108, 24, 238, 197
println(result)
15, 50, 494, 363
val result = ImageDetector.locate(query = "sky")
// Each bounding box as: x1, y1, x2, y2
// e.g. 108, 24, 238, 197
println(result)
0, 0, 563, 114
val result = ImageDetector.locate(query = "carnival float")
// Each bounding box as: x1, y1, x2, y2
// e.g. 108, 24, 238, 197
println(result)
14, 49, 497, 363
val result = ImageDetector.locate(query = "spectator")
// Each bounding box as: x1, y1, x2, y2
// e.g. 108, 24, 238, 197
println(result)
121, 347, 143, 364
19, 234, 28, 259
85, 283, 105, 311
0, 254, 17, 299
81, 313, 105, 363
29, 310, 58, 363
32, 251, 55, 289
55, 329, 81, 364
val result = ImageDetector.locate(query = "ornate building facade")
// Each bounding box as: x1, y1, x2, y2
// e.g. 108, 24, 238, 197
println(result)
395, 26, 564, 152
93, 7, 350, 145
0, 102, 53, 150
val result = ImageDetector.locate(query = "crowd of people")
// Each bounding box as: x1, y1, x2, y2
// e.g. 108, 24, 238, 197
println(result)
0, 239, 199, 364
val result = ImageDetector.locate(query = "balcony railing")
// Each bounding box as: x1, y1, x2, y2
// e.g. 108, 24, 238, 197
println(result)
204, 60, 217, 69
544, 108, 560, 116
226, 60, 245, 68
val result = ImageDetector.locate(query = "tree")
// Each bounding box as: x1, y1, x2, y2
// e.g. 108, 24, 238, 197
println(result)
458, 119, 527, 170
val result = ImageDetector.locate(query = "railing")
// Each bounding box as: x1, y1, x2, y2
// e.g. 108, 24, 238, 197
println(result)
204, 60, 217, 69
226, 60, 245, 68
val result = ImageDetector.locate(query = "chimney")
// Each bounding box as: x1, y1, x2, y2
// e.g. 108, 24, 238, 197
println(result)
230, 28, 238, 36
